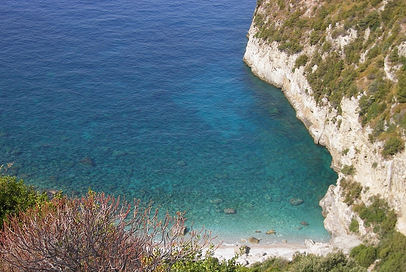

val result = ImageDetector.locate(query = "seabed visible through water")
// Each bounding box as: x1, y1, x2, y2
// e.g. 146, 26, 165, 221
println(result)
0, 0, 337, 243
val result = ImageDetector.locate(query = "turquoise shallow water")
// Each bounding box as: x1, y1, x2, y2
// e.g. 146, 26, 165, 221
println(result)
0, 0, 337, 243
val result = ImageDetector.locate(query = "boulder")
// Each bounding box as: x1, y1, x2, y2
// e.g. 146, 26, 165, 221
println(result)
248, 237, 260, 244
177, 160, 187, 167
210, 198, 223, 204
223, 208, 236, 214
289, 198, 304, 206
80, 157, 95, 167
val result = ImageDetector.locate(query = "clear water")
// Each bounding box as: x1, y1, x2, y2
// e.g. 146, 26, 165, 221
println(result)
0, 0, 336, 243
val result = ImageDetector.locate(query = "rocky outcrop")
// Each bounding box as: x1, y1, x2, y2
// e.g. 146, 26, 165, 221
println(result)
243, 11, 406, 246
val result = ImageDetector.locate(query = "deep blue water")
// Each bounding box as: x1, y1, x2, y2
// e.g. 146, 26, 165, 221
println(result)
0, 0, 336, 243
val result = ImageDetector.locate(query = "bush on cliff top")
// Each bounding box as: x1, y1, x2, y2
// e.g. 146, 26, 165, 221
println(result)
350, 245, 377, 268
0, 192, 210, 272
382, 136, 404, 157
0, 175, 47, 226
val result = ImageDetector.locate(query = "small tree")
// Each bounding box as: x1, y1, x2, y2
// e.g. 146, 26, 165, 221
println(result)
0, 176, 47, 226
0, 193, 210, 272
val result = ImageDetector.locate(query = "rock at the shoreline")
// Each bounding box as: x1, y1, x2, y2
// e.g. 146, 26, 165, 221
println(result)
304, 239, 315, 247
300, 221, 309, 226
80, 157, 95, 167
289, 198, 304, 206
266, 229, 276, 235
255, 230, 262, 233
248, 237, 260, 244
224, 208, 236, 214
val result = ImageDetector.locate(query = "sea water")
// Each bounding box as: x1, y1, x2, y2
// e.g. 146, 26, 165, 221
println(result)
0, 0, 337, 243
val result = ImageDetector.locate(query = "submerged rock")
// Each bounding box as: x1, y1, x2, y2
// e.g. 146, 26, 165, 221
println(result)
214, 173, 229, 179
266, 229, 276, 235
289, 198, 304, 206
248, 237, 260, 244
80, 157, 95, 167
210, 198, 223, 204
223, 208, 236, 214
300, 221, 309, 226
176, 160, 187, 167
264, 194, 272, 201
112, 150, 128, 157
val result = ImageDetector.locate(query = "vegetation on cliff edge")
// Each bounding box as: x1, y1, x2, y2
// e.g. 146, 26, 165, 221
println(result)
254, 0, 406, 156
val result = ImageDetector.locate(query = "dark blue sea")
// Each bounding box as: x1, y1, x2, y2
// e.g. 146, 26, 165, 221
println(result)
0, 0, 336, 243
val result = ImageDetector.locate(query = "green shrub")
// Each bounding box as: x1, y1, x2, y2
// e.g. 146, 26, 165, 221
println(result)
172, 256, 248, 272
247, 257, 289, 271
382, 136, 404, 157
288, 252, 365, 272
367, 45, 381, 60
350, 218, 360, 233
397, 71, 406, 103
350, 245, 377, 268
341, 179, 362, 205
277, 0, 285, 10
358, 11, 381, 31
295, 54, 309, 69
278, 40, 303, 54
353, 196, 397, 236
0, 176, 47, 226
341, 165, 356, 176
389, 48, 399, 63
310, 31, 322, 45
369, 0, 383, 7
377, 232, 406, 272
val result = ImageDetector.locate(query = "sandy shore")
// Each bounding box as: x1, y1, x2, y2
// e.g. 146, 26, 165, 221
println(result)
210, 235, 360, 266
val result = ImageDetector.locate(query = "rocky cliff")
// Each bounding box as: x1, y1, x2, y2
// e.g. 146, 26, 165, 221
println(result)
244, 0, 406, 246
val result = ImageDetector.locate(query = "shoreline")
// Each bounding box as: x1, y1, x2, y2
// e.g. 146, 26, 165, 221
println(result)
211, 240, 334, 265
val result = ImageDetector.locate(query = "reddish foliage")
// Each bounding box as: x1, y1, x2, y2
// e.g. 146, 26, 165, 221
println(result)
0, 193, 210, 271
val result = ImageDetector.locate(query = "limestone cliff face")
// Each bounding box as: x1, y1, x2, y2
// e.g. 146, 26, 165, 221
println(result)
243, 11, 406, 242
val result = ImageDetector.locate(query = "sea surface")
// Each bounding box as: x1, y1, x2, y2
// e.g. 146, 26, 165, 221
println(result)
0, 0, 337, 243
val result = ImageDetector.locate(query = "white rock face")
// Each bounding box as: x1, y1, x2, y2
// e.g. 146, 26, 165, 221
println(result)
243, 20, 406, 245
